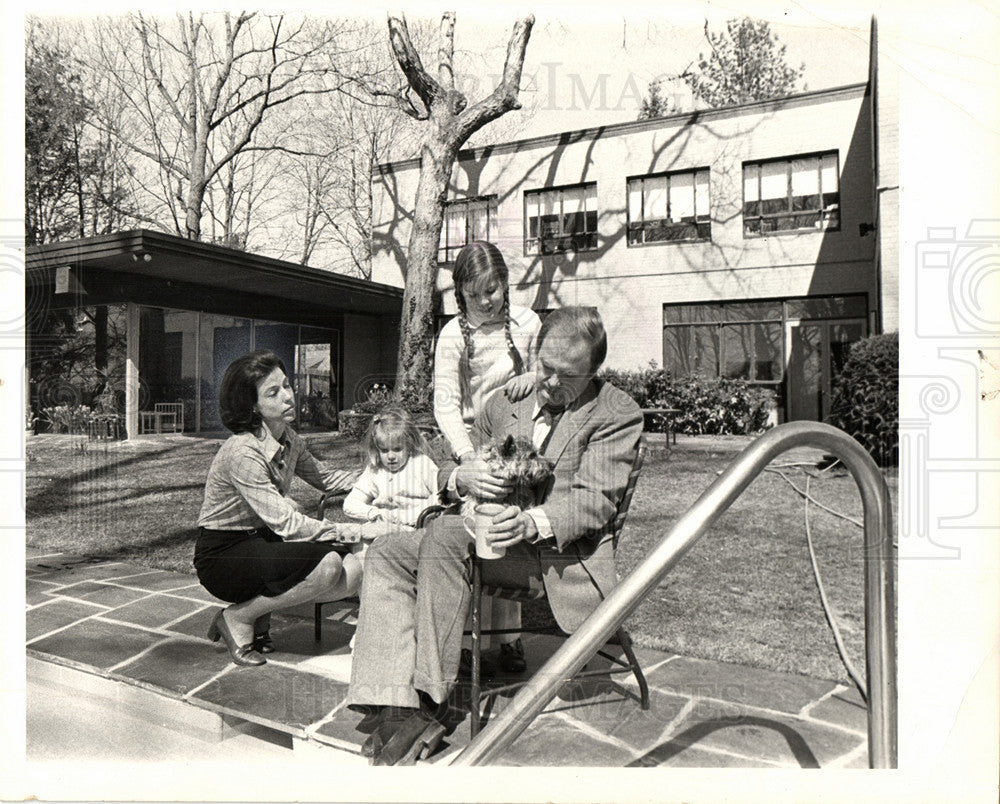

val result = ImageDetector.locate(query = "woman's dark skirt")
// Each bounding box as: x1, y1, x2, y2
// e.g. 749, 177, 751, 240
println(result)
194, 527, 340, 604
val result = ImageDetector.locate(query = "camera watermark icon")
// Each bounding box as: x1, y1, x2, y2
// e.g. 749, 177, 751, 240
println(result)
914, 219, 1000, 339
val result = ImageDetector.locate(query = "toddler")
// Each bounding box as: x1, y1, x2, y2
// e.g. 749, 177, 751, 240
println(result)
336, 407, 440, 562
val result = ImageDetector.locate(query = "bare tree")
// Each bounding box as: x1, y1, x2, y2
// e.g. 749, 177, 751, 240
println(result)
381, 12, 534, 407
88, 12, 346, 240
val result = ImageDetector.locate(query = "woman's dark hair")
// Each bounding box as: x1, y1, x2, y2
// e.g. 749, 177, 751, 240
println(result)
219, 350, 288, 434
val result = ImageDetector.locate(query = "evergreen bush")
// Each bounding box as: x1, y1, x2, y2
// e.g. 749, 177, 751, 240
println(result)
598, 364, 774, 435
828, 332, 898, 466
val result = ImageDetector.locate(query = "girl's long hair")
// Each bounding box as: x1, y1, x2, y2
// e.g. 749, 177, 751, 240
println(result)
362, 406, 429, 470
452, 242, 525, 400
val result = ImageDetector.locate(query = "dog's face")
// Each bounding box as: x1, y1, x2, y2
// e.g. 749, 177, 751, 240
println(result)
468, 434, 554, 511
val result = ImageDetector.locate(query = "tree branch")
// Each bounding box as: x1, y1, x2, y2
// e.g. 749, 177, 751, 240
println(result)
387, 13, 440, 111
456, 15, 534, 142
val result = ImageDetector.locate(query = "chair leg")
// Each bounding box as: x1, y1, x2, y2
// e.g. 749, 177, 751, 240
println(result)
617, 627, 650, 710
314, 601, 324, 641
470, 555, 483, 738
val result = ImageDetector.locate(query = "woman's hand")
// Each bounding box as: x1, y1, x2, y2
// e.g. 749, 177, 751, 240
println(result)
486, 505, 538, 549
503, 373, 536, 402
456, 459, 513, 501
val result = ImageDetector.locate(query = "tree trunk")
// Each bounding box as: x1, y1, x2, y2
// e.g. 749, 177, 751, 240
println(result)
395, 136, 458, 408
388, 13, 534, 409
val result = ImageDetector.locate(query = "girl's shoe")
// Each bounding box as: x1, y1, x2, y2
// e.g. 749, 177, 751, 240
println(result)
498, 638, 526, 674
207, 610, 266, 667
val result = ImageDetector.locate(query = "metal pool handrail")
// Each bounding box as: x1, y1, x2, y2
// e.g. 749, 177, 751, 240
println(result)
452, 421, 896, 768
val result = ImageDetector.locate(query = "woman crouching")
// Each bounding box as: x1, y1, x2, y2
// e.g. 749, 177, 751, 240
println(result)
194, 350, 362, 666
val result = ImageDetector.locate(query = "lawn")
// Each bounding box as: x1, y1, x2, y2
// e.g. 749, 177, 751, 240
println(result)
25, 431, 896, 683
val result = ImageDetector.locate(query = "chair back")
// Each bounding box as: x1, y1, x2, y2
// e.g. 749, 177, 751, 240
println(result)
611, 442, 646, 550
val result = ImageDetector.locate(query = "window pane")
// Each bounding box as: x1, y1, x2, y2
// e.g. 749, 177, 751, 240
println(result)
760, 162, 787, 200
722, 325, 753, 379
663, 303, 725, 324
627, 180, 643, 223
695, 171, 710, 217
790, 158, 819, 196
820, 153, 839, 194
468, 201, 489, 241
669, 171, 694, 222
645, 179, 667, 221
722, 301, 783, 322
786, 295, 867, 320
743, 165, 759, 202
663, 325, 718, 378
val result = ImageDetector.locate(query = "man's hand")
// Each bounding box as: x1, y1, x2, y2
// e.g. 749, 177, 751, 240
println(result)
455, 459, 513, 501
486, 505, 538, 549
503, 373, 536, 402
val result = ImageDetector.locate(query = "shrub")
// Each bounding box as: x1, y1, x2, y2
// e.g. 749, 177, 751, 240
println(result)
828, 332, 898, 466
665, 377, 774, 435
598, 365, 774, 435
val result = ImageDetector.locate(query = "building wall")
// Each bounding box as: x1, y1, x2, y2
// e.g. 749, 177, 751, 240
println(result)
875, 32, 900, 333
371, 85, 877, 372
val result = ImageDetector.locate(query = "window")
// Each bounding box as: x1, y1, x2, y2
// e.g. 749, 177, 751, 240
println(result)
743, 152, 839, 236
663, 300, 785, 384
525, 183, 597, 255
627, 168, 711, 245
438, 196, 497, 263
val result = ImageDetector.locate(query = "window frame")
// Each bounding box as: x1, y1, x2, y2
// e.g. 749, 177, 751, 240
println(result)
626, 167, 712, 247
523, 182, 599, 257
437, 195, 498, 264
742, 151, 840, 238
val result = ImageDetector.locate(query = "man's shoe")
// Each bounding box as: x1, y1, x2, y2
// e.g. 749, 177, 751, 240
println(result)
498, 638, 527, 674
458, 648, 494, 680
371, 710, 446, 766
360, 706, 414, 758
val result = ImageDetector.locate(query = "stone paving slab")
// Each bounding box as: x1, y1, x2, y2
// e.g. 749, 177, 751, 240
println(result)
26, 578, 62, 605
29, 617, 165, 670
26, 598, 106, 642
45, 580, 150, 608
24, 552, 874, 767
111, 569, 202, 592
640, 655, 842, 714
115, 638, 234, 696
190, 662, 348, 737
102, 593, 205, 629
493, 714, 636, 767
806, 686, 868, 732
654, 698, 864, 768
162, 584, 224, 604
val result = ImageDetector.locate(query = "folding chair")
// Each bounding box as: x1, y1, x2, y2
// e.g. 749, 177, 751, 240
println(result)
421, 443, 650, 737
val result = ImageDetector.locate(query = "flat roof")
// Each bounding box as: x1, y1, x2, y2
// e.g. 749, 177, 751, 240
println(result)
26, 230, 403, 321
378, 82, 869, 175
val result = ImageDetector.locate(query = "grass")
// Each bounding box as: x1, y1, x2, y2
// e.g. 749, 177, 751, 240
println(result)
25, 432, 897, 683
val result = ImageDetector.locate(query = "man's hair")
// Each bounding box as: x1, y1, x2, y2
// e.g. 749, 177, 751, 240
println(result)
219, 350, 287, 434
538, 306, 607, 372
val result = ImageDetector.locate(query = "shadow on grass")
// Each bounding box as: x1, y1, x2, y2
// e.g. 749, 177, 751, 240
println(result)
627, 714, 821, 768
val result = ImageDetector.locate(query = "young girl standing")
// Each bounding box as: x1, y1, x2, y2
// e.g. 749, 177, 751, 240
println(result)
433, 240, 541, 674
339, 408, 441, 561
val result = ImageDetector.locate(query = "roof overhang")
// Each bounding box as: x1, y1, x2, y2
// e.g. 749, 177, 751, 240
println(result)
26, 230, 403, 324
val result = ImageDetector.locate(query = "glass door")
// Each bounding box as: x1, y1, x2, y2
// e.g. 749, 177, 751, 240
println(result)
786, 319, 866, 421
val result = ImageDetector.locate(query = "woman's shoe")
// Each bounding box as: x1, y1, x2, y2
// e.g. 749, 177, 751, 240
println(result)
498, 638, 526, 674
207, 610, 266, 667
252, 614, 275, 654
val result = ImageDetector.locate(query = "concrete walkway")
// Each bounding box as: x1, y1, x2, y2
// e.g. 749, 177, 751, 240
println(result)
25, 548, 870, 768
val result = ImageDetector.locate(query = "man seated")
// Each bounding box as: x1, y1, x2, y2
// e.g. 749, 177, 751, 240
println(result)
346, 306, 643, 765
